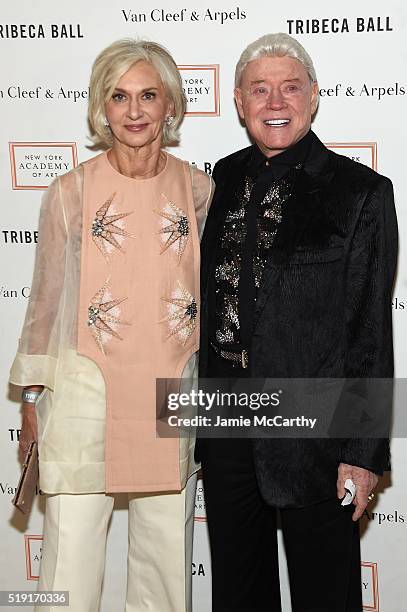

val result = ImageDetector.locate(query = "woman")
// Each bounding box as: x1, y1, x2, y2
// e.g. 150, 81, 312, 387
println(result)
10, 39, 213, 612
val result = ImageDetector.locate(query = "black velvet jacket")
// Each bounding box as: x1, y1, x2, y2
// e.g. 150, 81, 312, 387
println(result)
199, 131, 398, 508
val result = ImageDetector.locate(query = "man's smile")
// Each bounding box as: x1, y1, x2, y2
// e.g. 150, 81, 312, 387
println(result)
263, 118, 291, 126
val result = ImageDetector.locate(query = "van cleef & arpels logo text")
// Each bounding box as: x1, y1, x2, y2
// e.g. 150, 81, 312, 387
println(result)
319, 82, 405, 101
121, 7, 246, 25
0, 86, 89, 102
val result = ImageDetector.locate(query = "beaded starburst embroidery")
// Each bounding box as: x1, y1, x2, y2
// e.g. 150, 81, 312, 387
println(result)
91, 193, 135, 258
161, 281, 197, 345
87, 279, 129, 354
155, 196, 189, 263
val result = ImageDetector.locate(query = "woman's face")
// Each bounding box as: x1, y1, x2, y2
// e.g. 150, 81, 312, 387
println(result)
105, 60, 173, 150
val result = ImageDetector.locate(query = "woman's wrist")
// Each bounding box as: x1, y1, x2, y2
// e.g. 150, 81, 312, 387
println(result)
22, 386, 44, 404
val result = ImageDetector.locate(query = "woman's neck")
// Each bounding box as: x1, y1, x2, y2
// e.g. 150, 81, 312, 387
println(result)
107, 141, 166, 179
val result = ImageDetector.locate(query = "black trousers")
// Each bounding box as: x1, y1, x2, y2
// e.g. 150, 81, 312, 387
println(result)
201, 437, 363, 612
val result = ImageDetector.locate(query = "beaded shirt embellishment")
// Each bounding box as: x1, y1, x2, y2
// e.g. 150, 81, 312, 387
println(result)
155, 195, 189, 263
161, 281, 197, 345
87, 279, 129, 354
91, 193, 135, 258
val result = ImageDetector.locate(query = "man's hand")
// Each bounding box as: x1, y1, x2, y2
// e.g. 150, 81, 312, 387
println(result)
19, 403, 38, 463
337, 463, 378, 521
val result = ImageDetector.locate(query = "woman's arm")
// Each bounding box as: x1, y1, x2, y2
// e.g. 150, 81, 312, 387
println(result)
9, 174, 71, 458
19, 385, 43, 461
190, 166, 215, 238
9, 175, 69, 391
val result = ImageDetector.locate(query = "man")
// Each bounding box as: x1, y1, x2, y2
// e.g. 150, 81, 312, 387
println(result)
197, 33, 397, 611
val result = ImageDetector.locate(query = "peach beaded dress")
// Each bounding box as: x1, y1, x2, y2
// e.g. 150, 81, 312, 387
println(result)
10, 151, 213, 494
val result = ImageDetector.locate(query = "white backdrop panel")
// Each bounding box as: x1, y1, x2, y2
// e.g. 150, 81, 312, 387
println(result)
1, 1, 406, 610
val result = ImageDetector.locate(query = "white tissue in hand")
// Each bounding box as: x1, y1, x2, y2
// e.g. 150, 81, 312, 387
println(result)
341, 478, 356, 506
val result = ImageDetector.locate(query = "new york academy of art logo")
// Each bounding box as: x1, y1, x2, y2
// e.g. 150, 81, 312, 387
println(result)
362, 561, 379, 612
325, 142, 377, 171
24, 534, 43, 580
9, 142, 78, 190
178, 65, 220, 116
194, 477, 206, 522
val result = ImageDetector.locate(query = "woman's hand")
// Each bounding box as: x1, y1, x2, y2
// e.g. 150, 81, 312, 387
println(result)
19, 388, 41, 463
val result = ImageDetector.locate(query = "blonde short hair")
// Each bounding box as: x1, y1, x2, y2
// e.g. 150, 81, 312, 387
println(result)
88, 39, 186, 148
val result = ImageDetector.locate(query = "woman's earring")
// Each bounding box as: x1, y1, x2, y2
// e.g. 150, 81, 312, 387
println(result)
103, 117, 110, 127
165, 115, 174, 125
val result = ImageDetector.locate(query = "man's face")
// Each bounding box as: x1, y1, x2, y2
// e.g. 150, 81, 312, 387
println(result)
234, 55, 319, 158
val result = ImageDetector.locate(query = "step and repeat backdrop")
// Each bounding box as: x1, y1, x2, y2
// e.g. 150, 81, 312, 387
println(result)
1, 1, 406, 610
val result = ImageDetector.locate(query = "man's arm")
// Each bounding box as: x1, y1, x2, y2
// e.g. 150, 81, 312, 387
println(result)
337, 177, 398, 519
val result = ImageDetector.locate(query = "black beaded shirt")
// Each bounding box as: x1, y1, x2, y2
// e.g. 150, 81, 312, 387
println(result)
210, 130, 313, 356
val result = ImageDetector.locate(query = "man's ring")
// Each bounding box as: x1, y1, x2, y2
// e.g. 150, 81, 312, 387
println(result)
367, 493, 375, 502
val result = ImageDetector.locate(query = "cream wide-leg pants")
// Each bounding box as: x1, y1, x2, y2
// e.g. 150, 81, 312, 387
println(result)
35, 475, 197, 612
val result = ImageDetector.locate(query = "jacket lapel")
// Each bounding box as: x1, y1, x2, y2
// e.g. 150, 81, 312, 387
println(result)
252, 136, 334, 330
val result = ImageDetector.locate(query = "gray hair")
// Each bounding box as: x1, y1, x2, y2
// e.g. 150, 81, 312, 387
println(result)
235, 33, 317, 88
88, 38, 186, 148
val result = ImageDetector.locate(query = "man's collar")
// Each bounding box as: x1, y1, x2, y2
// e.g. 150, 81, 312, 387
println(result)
249, 130, 314, 178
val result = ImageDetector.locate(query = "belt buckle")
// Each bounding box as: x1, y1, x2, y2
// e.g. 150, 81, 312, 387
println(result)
241, 349, 248, 369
